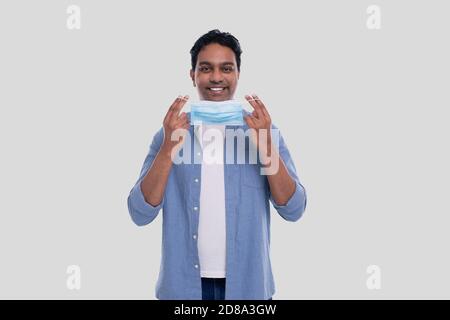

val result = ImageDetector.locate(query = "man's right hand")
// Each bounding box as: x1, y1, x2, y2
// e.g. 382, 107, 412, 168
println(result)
161, 95, 190, 157
139, 95, 190, 207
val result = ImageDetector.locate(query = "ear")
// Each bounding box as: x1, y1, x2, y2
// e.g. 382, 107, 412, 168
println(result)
190, 69, 196, 87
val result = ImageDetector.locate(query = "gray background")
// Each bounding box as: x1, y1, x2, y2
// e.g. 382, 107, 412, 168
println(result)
0, 0, 449, 299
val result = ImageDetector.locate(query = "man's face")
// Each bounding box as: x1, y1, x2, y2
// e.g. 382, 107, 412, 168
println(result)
190, 43, 240, 101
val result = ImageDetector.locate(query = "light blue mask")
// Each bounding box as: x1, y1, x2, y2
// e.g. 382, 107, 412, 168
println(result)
190, 100, 244, 125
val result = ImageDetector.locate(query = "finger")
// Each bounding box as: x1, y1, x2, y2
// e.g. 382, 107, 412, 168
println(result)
174, 112, 188, 125
244, 114, 257, 128
177, 120, 191, 131
244, 95, 259, 118
252, 94, 270, 119
176, 115, 190, 126
164, 95, 183, 123
177, 111, 187, 120
169, 95, 189, 122
245, 94, 264, 119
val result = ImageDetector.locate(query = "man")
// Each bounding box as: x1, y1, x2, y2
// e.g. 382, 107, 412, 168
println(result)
127, 29, 307, 300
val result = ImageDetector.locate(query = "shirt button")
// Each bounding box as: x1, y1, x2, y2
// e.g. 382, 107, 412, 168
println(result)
194, 206, 198, 211
193, 234, 197, 240
194, 264, 199, 269
194, 178, 199, 183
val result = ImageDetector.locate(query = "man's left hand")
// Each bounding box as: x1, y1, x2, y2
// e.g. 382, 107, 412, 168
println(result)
244, 94, 273, 158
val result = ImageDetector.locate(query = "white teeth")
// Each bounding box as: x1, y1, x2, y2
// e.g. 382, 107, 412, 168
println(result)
210, 87, 224, 91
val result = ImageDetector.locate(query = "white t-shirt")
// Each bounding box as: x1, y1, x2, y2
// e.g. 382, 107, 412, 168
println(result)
195, 124, 227, 278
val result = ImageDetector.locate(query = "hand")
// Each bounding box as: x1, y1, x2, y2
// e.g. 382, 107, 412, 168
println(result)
244, 94, 272, 152
161, 95, 190, 155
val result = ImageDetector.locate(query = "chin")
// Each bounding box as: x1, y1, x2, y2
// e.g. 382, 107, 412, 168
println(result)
209, 96, 231, 101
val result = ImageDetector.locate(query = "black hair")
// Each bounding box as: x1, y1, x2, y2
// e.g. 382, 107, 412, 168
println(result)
190, 29, 242, 72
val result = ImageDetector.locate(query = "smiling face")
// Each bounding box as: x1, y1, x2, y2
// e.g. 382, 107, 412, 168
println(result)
190, 43, 240, 101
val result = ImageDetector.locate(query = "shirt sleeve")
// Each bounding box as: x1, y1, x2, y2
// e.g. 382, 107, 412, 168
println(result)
268, 124, 307, 222
127, 127, 165, 226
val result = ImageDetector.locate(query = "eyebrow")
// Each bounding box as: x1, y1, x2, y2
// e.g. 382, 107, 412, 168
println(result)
198, 61, 235, 66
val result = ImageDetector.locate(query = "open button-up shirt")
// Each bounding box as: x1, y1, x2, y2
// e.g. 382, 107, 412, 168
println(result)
127, 112, 307, 300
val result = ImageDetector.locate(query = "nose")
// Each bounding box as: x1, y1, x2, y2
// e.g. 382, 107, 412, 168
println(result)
209, 69, 224, 84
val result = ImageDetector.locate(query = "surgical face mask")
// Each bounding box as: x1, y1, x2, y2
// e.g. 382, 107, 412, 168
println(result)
190, 100, 244, 125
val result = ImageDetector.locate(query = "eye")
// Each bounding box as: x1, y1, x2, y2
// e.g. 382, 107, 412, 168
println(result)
199, 66, 210, 72
223, 66, 233, 73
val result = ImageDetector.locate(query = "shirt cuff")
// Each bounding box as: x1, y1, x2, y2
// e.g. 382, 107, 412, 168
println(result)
127, 180, 164, 226
270, 182, 307, 222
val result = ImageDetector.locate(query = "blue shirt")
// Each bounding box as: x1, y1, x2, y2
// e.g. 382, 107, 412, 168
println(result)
127, 112, 307, 300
